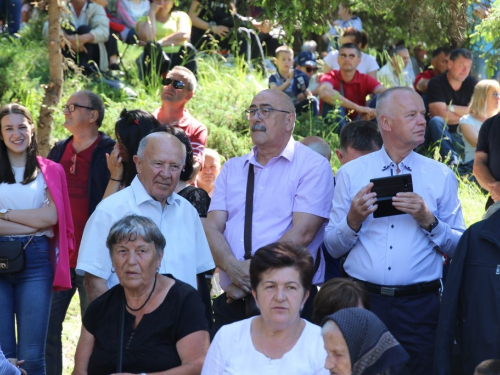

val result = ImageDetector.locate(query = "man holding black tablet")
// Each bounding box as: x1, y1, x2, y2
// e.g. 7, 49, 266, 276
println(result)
324, 87, 465, 375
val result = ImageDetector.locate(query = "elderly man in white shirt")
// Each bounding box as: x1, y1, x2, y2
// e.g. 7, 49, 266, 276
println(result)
77, 132, 215, 302
324, 87, 465, 375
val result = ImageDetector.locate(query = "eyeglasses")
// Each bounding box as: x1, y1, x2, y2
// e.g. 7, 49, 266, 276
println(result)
339, 53, 357, 59
306, 67, 318, 73
70, 153, 77, 175
63, 103, 95, 113
244, 107, 290, 120
162, 78, 186, 89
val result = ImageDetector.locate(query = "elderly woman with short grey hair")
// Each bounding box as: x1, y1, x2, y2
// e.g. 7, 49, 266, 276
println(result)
72, 214, 209, 375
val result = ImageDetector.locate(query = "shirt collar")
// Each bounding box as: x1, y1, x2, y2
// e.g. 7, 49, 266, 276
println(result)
379, 146, 414, 174
245, 137, 295, 167
337, 70, 360, 84
131, 176, 178, 207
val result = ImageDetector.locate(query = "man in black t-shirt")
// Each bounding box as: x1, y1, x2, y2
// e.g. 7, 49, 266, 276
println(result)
426, 48, 477, 165
474, 114, 500, 210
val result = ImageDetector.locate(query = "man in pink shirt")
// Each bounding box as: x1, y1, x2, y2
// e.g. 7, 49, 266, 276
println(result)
205, 89, 334, 336
153, 66, 207, 178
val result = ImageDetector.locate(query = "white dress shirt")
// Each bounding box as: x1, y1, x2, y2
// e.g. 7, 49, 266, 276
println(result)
76, 177, 215, 289
324, 147, 465, 285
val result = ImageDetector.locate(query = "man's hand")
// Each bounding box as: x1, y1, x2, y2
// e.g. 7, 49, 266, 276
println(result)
65, 34, 88, 53
225, 283, 247, 303
8, 359, 26, 375
347, 183, 377, 232
211, 25, 229, 37
227, 258, 251, 294
392, 192, 435, 228
488, 181, 500, 202
357, 106, 376, 120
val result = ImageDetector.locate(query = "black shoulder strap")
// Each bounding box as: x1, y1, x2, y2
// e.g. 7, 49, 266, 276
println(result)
244, 164, 255, 260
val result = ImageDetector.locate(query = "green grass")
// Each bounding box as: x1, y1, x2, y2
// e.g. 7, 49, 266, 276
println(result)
0, 18, 491, 375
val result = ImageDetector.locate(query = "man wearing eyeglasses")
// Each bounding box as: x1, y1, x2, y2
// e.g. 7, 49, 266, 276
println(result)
319, 43, 386, 134
153, 66, 207, 179
205, 89, 334, 337
45, 90, 115, 375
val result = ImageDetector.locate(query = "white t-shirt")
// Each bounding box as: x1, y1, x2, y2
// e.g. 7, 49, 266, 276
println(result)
0, 167, 53, 237
76, 176, 215, 289
202, 317, 329, 375
324, 50, 379, 74
458, 114, 483, 162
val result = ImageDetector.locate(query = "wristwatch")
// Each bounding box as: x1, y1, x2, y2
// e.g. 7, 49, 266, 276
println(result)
422, 217, 439, 232
0, 208, 11, 220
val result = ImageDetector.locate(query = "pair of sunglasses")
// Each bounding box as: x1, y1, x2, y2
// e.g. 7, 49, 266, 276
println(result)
306, 67, 318, 73
162, 78, 186, 89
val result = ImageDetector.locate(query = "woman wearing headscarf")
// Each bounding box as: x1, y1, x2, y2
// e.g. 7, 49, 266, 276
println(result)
322, 308, 409, 375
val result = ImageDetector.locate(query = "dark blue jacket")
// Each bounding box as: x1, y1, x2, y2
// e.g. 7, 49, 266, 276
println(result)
434, 208, 500, 375
47, 132, 115, 216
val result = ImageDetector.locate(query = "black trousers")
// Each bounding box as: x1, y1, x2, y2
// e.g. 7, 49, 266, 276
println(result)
61, 24, 100, 72
141, 42, 198, 79
369, 290, 440, 375
211, 285, 318, 340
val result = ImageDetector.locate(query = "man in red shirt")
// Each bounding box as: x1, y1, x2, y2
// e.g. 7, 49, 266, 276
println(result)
414, 47, 451, 94
46, 90, 115, 375
153, 66, 208, 180
319, 43, 385, 132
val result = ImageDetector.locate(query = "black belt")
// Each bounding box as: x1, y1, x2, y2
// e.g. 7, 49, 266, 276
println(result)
351, 277, 441, 297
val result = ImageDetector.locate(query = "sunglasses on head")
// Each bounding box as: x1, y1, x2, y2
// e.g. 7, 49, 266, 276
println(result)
306, 66, 318, 73
162, 78, 186, 89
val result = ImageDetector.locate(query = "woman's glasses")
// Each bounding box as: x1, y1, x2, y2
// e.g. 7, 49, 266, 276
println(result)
162, 78, 186, 89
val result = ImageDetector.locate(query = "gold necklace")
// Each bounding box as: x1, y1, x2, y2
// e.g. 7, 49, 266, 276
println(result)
258, 318, 303, 360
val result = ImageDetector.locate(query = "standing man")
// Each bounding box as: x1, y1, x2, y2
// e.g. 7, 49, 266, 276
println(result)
319, 43, 385, 132
324, 87, 465, 374
153, 66, 207, 178
205, 89, 334, 336
45, 90, 115, 375
426, 48, 477, 165
77, 132, 215, 302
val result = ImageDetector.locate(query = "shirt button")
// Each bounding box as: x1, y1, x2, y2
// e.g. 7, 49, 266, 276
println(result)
259, 186, 263, 190
241, 239, 244, 242
390, 246, 393, 249
391, 225, 394, 228
388, 267, 391, 270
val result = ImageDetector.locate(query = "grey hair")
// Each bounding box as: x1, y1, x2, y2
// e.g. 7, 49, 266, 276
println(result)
376, 87, 416, 120
106, 214, 166, 258
136, 132, 187, 164
79, 90, 105, 128
170, 66, 197, 93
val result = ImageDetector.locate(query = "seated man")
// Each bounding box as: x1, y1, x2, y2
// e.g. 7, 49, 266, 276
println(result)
43, 0, 110, 73
323, 27, 379, 79
269, 46, 317, 116
377, 46, 414, 88
426, 48, 477, 165
319, 43, 385, 133
414, 47, 451, 95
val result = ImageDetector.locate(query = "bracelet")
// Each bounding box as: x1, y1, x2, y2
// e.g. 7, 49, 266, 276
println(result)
208, 21, 216, 31
110, 177, 122, 182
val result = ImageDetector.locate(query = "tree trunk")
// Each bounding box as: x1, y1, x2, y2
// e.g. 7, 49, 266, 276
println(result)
37, 0, 63, 157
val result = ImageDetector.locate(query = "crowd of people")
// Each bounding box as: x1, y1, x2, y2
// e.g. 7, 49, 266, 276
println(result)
2, 1, 500, 375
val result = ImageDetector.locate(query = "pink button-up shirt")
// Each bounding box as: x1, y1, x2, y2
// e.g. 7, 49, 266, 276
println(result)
209, 139, 334, 288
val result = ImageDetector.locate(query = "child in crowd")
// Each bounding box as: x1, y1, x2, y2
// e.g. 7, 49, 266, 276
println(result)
268, 45, 317, 116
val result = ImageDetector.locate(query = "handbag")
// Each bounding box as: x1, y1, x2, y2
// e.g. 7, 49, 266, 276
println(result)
0, 235, 35, 274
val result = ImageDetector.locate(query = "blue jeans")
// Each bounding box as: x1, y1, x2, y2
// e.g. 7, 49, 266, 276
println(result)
0, 0, 21, 34
425, 117, 464, 160
45, 268, 88, 375
0, 235, 53, 375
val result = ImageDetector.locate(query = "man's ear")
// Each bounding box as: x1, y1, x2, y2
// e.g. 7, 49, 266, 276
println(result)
378, 115, 391, 132
186, 90, 194, 101
335, 149, 344, 164
285, 113, 295, 132
133, 155, 141, 174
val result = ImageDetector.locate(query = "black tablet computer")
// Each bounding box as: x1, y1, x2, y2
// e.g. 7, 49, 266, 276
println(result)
370, 174, 413, 218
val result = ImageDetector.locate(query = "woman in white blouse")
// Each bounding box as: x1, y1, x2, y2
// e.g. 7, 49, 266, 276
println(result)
458, 79, 500, 169
202, 242, 328, 375
0, 104, 73, 375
